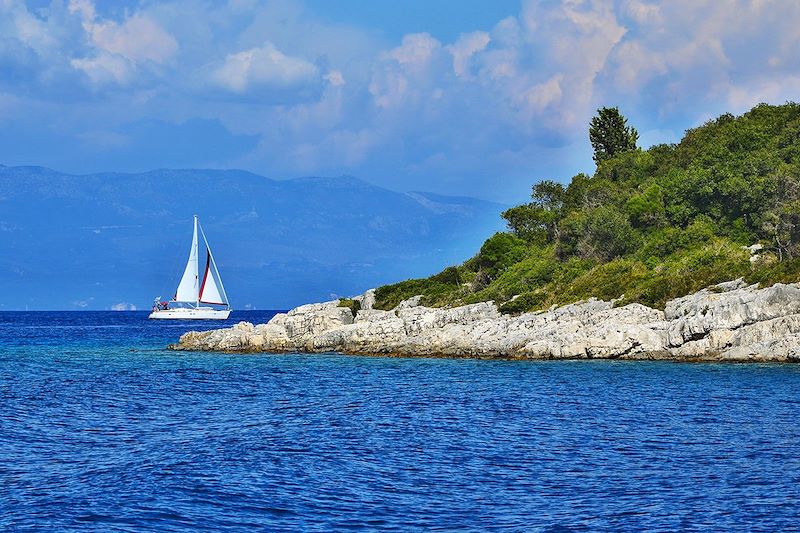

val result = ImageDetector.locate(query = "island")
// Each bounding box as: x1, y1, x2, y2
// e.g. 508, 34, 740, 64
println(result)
171, 103, 800, 362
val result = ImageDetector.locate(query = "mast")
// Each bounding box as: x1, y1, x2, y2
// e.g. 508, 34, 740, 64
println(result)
193, 215, 199, 309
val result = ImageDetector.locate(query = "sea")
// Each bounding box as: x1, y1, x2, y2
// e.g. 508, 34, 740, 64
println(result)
1, 311, 799, 532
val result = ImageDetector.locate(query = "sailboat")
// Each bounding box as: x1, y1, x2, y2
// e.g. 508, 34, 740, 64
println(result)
148, 215, 232, 320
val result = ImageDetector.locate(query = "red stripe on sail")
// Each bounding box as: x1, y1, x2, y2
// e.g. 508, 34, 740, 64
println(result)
199, 249, 211, 302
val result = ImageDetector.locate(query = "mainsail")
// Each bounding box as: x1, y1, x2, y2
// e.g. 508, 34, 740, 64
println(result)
174, 217, 199, 302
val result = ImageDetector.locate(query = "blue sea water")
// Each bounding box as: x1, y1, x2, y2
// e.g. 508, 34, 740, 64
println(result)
1, 311, 799, 532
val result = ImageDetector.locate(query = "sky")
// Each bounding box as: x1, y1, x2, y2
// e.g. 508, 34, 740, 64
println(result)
1, 0, 800, 202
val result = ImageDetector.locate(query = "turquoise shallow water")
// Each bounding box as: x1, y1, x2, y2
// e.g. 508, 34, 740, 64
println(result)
1, 311, 800, 532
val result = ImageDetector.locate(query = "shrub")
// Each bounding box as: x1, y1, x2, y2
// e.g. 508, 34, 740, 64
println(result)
626, 184, 666, 228
498, 291, 549, 315
373, 267, 467, 310
747, 256, 800, 287
558, 206, 638, 261
471, 232, 529, 278
338, 298, 361, 314
430, 266, 462, 285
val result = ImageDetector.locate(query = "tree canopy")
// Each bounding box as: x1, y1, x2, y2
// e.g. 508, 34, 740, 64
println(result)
374, 102, 800, 314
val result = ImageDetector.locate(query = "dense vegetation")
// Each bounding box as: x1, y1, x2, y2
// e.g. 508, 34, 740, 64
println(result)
374, 103, 800, 313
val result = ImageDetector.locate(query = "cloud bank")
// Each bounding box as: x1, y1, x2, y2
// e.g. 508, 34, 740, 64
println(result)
1, 0, 798, 201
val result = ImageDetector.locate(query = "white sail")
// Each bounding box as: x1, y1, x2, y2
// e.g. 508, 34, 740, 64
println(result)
198, 222, 230, 307
174, 217, 199, 302
199, 249, 227, 305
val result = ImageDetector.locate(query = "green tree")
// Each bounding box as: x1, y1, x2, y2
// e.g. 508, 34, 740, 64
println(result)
589, 106, 639, 165
763, 167, 800, 260
531, 180, 566, 212
501, 204, 548, 243
471, 232, 529, 279
625, 184, 666, 228
501, 180, 566, 243
558, 206, 638, 261
369, 102, 800, 313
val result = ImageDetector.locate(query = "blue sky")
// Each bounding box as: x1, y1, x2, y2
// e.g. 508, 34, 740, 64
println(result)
1, 0, 799, 202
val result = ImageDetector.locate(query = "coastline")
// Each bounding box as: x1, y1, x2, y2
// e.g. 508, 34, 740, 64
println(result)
170, 278, 800, 363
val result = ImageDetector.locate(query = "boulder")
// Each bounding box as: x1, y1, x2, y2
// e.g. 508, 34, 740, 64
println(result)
282, 301, 354, 340
395, 295, 423, 309
352, 289, 376, 311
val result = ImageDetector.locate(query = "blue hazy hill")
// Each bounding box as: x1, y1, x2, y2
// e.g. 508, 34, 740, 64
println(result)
0, 165, 506, 310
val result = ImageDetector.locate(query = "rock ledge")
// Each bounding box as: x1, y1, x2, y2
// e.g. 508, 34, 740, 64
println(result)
170, 280, 800, 362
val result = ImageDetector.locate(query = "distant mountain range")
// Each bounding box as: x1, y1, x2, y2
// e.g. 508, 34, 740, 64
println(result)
0, 165, 506, 310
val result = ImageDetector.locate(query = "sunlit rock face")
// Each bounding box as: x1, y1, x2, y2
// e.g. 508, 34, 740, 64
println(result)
171, 280, 800, 362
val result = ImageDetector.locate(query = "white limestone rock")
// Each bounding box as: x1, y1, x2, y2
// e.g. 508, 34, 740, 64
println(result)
720, 334, 800, 362
398, 301, 500, 336
396, 295, 423, 309
282, 300, 354, 340
234, 321, 255, 334
352, 289, 376, 311
170, 280, 800, 362
516, 302, 667, 359
665, 282, 800, 346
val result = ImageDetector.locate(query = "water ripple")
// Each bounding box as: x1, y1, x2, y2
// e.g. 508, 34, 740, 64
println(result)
1, 312, 799, 531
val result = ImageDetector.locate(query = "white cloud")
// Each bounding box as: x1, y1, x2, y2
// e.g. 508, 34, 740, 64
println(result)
521, 75, 564, 115
241, 0, 800, 197
7, 1, 58, 54
3, 0, 800, 201
210, 42, 319, 94
111, 302, 137, 311
68, 0, 177, 85
369, 33, 448, 111
70, 53, 130, 85
89, 14, 178, 64
369, 70, 409, 110
518, 0, 626, 126
602, 0, 800, 117
447, 31, 490, 77
610, 40, 668, 89
324, 70, 345, 87
726, 76, 800, 114
621, 0, 662, 25
387, 33, 441, 66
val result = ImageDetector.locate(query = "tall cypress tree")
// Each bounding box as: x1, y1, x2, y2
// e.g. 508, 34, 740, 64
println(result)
589, 107, 639, 165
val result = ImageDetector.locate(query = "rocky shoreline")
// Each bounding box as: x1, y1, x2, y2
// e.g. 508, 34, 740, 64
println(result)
169, 279, 800, 362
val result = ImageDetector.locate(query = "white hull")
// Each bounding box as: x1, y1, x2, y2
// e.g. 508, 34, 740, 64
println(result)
148, 307, 231, 320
